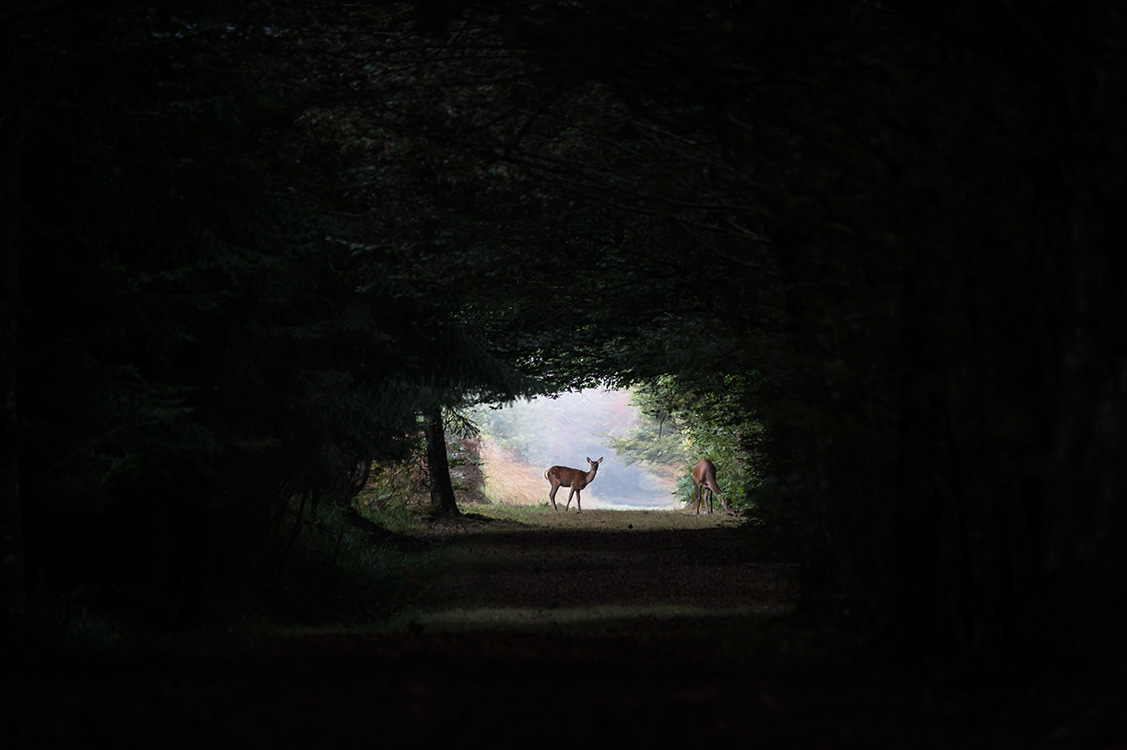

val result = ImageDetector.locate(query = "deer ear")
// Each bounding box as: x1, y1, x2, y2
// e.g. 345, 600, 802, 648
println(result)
596, 457, 603, 463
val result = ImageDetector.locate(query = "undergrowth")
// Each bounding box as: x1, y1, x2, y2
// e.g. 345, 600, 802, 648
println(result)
238, 499, 446, 629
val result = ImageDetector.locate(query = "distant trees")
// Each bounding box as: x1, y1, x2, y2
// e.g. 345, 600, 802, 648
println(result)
600, 380, 759, 512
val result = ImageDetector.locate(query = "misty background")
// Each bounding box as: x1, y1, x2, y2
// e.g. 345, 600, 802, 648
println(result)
471, 389, 681, 510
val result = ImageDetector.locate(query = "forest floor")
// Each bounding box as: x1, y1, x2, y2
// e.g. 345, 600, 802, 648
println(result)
3, 507, 1125, 748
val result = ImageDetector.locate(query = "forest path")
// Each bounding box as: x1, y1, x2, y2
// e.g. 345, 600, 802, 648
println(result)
3, 509, 1122, 748
380, 508, 800, 637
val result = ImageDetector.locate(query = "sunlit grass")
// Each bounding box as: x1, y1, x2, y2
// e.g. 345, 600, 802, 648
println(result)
463, 503, 739, 531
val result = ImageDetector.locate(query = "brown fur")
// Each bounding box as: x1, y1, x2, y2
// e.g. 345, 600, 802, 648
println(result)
544, 457, 603, 513
692, 458, 724, 514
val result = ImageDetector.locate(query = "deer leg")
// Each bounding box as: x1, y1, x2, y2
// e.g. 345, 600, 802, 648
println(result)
548, 483, 559, 511
565, 487, 576, 511
694, 485, 702, 514
574, 489, 582, 513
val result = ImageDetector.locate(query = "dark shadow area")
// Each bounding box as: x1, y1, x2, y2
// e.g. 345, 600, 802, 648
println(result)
3, 1, 1125, 746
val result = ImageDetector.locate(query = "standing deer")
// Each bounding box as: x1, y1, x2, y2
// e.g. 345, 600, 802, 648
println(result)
692, 458, 725, 514
544, 457, 603, 512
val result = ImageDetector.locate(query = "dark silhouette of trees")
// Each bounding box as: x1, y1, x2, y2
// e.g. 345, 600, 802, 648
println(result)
0, 2, 529, 639
390, 0, 1126, 670
1, 0, 1123, 679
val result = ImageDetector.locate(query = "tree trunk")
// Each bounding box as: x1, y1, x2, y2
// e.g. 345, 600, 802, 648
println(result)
424, 406, 459, 517
0, 109, 26, 650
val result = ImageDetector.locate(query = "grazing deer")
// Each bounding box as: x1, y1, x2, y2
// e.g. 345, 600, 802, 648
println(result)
692, 458, 725, 514
544, 457, 603, 512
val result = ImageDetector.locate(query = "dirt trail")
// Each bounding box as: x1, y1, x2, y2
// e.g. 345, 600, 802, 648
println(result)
387, 511, 800, 633
3, 511, 1123, 748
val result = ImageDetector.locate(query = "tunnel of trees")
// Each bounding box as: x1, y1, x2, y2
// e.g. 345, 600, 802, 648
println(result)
1, 0, 1124, 679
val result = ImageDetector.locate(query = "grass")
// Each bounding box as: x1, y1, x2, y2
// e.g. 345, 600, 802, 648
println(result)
367, 501, 771, 638
455, 502, 741, 532
376, 602, 784, 636
478, 439, 550, 505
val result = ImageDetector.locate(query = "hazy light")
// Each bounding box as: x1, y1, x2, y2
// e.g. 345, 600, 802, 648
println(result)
474, 388, 680, 510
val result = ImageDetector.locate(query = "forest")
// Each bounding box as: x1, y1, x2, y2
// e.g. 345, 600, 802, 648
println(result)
1, 0, 1124, 741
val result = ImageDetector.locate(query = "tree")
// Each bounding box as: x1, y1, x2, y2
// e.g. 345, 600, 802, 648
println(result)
0, 1, 536, 636
423, 407, 459, 516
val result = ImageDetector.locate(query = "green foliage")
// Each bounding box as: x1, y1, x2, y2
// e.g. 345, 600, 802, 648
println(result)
254, 500, 435, 626
613, 377, 765, 511
353, 453, 431, 517
600, 406, 692, 470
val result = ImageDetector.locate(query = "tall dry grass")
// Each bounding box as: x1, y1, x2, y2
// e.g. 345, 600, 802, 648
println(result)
480, 439, 551, 505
